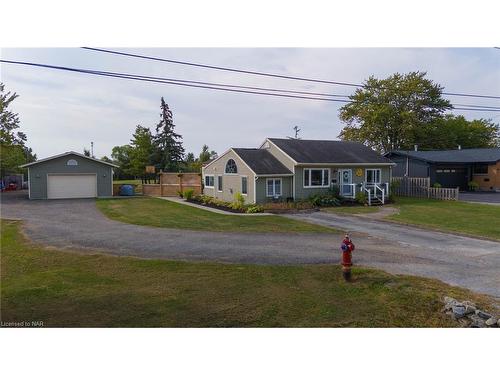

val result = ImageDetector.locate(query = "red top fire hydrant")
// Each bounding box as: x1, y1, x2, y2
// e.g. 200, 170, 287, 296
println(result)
340, 234, 355, 281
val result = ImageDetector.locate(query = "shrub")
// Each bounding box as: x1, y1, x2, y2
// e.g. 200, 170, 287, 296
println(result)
308, 193, 341, 207
177, 190, 184, 198
390, 179, 401, 195
246, 205, 264, 213
182, 189, 194, 200
432, 182, 442, 188
468, 181, 479, 191
201, 195, 214, 205
355, 191, 368, 205
230, 192, 245, 210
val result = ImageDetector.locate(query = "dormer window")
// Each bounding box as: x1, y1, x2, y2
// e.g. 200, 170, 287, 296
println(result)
225, 159, 238, 174
67, 159, 78, 166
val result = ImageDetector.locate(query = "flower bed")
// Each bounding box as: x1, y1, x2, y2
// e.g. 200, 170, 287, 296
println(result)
188, 195, 264, 214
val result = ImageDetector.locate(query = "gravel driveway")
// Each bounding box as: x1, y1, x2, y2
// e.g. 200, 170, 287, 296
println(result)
2, 191, 499, 298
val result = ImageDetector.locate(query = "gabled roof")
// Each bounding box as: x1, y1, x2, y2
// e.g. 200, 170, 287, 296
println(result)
232, 148, 293, 175
20, 151, 119, 168
267, 138, 394, 164
386, 148, 500, 164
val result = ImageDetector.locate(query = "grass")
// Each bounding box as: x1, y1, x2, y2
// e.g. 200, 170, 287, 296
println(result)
113, 179, 142, 194
1, 219, 496, 327
96, 197, 336, 233
387, 197, 500, 240
113, 179, 142, 185
323, 205, 380, 214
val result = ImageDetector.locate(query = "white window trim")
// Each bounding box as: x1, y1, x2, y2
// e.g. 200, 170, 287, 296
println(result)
241, 175, 248, 196
217, 175, 223, 192
365, 168, 382, 184
303, 168, 330, 188
266, 178, 282, 197
204, 174, 214, 188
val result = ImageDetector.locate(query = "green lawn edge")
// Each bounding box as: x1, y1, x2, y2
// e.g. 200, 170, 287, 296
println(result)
96, 196, 337, 234
2, 219, 497, 327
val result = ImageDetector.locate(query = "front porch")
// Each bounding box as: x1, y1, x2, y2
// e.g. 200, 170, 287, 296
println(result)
335, 182, 390, 205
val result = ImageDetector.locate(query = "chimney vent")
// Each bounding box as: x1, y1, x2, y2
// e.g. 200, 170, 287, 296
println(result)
414, 145, 418, 151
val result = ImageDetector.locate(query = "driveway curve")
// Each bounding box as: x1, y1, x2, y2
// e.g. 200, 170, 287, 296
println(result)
1, 192, 499, 298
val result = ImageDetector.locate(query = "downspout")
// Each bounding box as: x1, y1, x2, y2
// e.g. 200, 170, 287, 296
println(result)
254, 176, 258, 204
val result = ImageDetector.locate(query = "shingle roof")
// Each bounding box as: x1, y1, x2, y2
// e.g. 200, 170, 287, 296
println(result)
268, 138, 393, 164
232, 148, 293, 175
387, 148, 500, 163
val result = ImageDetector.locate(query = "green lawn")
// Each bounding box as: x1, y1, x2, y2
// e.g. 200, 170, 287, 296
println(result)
2, 220, 495, 327
387, 197, 500, 240
323, 205, 380, 214
96, 197, 336, 233
113, 179, 142, 194
113, 179, 142, 185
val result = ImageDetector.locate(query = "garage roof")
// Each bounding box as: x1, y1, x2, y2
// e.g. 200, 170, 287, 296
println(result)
387, 148, 500, 164
20, 151, 119, 168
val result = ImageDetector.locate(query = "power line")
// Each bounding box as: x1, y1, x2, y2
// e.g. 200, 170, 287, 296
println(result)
2, 59, 500, 112
82, 47, 500, 100
0, 59, 351, 103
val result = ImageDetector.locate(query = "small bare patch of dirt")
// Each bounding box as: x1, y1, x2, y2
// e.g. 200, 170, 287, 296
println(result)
355, 206, 400, 219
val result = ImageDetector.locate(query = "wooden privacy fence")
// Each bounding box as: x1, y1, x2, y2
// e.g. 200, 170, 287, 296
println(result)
391, 176, 459, 201
142, 172, 202, 197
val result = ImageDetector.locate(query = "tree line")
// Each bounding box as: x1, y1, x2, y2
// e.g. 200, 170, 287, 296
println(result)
105, 97, 217, 179
338, 72, 499, 153
0, 83, 36, 178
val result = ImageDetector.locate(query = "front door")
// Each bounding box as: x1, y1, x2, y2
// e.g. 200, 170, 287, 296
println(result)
339, 169, 352, 196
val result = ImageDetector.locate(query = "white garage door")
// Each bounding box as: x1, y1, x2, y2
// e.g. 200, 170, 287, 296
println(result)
47, 174, 97, 199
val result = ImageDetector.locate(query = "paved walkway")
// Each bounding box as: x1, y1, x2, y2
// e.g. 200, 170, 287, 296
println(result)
1, 192, 499, 297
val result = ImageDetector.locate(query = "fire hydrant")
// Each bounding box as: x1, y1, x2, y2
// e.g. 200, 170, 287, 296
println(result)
340, 234, 355, 281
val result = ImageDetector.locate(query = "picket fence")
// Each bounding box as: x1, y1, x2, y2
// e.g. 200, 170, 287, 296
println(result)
391, 177, 459, 201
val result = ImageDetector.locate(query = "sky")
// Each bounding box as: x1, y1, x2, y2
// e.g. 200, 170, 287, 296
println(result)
1, 48, 499, 159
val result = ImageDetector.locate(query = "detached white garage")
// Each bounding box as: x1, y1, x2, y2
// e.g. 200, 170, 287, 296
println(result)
20, 151, 117, 200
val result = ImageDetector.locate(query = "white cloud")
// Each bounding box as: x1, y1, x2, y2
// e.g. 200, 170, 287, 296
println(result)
1, 48, 499, 158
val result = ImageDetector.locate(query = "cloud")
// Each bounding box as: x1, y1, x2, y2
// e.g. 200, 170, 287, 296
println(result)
2, 48, 499, 158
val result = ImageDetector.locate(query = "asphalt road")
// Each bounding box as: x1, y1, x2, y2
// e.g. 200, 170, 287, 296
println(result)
458, 192, 500, 205
1, 191, 499, 297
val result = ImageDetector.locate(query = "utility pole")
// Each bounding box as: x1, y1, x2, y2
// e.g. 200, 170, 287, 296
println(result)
91, 141, 94, 158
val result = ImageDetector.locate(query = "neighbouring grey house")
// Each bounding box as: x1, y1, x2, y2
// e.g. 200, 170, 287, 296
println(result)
385, 148, 500, 191
202, 138, 395, 205
20, 151, 118, 199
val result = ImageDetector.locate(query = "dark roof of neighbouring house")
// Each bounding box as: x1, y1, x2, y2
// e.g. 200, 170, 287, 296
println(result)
232, 148, 293, 175
386, 148, 500, 164
267, 138, 393, 164
19, 151, 119, 168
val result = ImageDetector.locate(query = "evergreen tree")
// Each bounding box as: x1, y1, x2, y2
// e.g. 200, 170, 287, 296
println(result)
129, 125, 154, 176
151, 98, 184, 171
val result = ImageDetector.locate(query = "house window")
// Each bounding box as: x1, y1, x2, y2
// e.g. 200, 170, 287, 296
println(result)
225, 159, 238, 174
217, 176, 223, 192
241, 176, 248, 195
204, 175, 214, 187
365, 169, 381, 184
473, 164, 489, 175
303, 168, 330, 187
67, 159, 78, 166
266, 178, 282, 197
